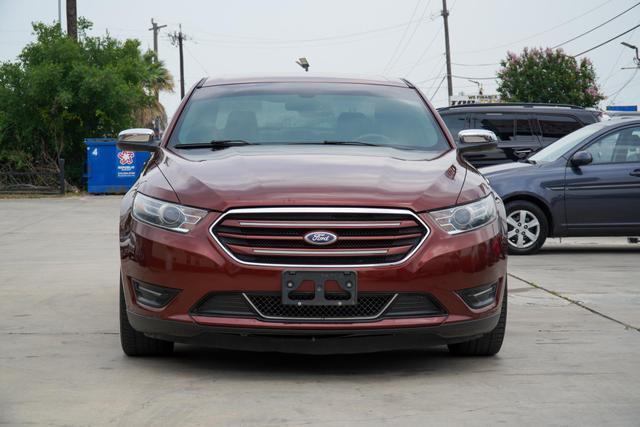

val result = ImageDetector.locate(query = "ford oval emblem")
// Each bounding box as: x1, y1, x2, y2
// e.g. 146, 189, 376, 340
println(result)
304, 231, 338, 246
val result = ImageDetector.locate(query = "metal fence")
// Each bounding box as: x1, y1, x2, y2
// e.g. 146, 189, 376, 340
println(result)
0, 159, 65, 195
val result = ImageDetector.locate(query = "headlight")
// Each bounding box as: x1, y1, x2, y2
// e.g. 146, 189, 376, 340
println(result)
430, 194, 497, 234
132, 193, 207, 233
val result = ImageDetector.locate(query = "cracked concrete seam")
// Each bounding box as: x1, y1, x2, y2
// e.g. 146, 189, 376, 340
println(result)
507, 272, 640, 333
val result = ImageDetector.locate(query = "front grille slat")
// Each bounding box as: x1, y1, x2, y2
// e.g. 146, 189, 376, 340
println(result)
227, 244, 414, 257
222, 219, 418, 229
218, 236, 422, 249
211, 208, 429, 267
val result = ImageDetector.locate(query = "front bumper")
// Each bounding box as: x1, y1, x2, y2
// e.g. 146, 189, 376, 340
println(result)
127, 308, 501, 354
119, 196, 508, 351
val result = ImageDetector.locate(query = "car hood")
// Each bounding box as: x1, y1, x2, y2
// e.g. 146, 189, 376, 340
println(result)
153, 145, 477, 212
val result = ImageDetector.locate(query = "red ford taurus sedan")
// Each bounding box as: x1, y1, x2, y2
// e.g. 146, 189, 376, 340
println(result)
117, 75, 508, 356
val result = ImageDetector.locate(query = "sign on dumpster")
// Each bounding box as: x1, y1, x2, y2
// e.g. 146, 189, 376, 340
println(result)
117, 151, 137, 178
84, 138, 151, 194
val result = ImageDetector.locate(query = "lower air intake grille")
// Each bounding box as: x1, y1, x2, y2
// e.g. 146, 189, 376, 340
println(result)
246, 293, 394, 320
384, 293, 445, 317
191, 293, 445, 322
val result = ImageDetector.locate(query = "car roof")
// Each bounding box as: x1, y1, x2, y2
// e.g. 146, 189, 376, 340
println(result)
574, 117, 640, 136
437, 103, 596, 114
600, 117, 640, 127
200, 74, 411, 88
608, 111, 640, 116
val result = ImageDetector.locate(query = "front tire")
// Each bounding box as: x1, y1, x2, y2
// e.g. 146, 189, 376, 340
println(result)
505, 200, 548, 255
120, 279, 174, 357
448, 283, 507, 356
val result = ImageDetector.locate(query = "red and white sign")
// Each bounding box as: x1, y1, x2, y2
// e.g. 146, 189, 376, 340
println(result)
118, 151, 135, 165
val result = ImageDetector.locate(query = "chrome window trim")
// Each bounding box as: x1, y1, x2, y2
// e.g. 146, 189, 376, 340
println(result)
242, 293, 398, 321
209, 207, 431, 268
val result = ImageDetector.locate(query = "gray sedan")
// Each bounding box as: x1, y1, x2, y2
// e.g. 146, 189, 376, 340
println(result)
481, 118, 640, 255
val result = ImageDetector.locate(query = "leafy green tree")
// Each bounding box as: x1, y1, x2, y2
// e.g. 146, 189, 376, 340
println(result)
0, 19, 174, 187
497, 47, 604, 107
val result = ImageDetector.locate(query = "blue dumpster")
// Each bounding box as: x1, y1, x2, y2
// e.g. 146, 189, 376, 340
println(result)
84, 138, 151, 194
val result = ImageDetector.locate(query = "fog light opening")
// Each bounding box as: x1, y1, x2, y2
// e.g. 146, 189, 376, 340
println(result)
132, 280, 180, 308
457, 282, 498, 309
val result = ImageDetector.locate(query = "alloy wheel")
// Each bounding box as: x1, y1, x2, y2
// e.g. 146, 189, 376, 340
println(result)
506, 209, 540, 249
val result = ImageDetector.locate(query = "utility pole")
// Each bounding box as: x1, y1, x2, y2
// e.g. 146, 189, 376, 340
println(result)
58, 0, 62, 26
66, 0, 77, 41
149, 19, 168, 134
169, 25, 187, 99
148, 19, 167, 62
442, 0, 453, 105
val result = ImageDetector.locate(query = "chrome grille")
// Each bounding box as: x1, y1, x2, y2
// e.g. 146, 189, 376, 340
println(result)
210, 208, 430, 267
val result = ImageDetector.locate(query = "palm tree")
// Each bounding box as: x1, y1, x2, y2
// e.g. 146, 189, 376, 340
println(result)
134, 51, 174, 131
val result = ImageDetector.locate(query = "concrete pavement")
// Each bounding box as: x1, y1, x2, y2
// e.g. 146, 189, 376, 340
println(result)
1, 196, 639, 426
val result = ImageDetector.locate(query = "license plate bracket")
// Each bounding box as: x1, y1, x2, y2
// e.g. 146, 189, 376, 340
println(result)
282, 271, 357, 306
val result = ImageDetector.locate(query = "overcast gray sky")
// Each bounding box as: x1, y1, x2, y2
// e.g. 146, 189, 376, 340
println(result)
2, 0, 639, 117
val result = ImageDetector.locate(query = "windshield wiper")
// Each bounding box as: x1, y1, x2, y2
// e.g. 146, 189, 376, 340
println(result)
173, 139, 255, 149
321, 140, 381, 147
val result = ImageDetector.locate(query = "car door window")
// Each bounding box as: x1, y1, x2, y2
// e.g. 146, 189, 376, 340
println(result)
539, 115, 583, 140
514, 115, 537, 143
583, 126, 640, 164
473, 113, 514, 142
440, 113, 467, 142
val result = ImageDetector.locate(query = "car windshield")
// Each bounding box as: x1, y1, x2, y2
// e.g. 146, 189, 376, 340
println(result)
529, 122, 607, 163
169, 82, 450, 152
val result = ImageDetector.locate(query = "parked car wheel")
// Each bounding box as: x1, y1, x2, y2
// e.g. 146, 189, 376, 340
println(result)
505, 200, 548, 255
448, 282, 507, 356
120, 279, 174, 357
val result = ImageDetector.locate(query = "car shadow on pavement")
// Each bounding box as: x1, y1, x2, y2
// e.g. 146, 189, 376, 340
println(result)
133, 345, 502, 378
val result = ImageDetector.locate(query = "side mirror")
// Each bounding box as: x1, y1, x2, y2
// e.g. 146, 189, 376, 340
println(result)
457, 129, 498, 153
117, 128, 159, 152
571, 150, 593, 167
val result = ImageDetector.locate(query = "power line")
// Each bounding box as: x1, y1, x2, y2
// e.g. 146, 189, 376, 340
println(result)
383, 0, 422, 73
193, 15, 434, 46
190, 33, 391, 49
601, 26, 639, 88
608, 68, 638, 103
552, 1, 640, 49
385, 0, 433, 73
184, 44, 208, 75
399, 31, 442, 76
430, 75, 447, 100
415, 62, 446, 100
375, 0, 456, 75
414, 73, 445, 84
573, 23, 640, 57
452, 62, 498, 67
455, 0, 614, 55
452, 74, 496, 80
